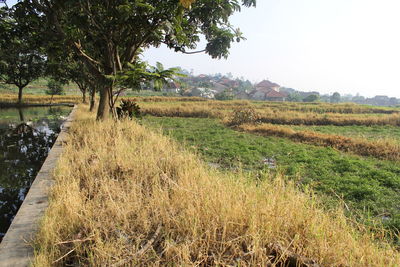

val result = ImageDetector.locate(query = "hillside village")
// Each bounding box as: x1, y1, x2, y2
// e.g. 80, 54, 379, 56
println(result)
154, 72, 400, 106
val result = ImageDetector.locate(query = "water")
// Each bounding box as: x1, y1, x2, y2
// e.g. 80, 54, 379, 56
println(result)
0, 106, 71, 241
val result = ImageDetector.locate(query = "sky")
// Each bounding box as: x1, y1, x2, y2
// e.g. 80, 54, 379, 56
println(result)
3, 0, 400, 97
143, 0, 400, 98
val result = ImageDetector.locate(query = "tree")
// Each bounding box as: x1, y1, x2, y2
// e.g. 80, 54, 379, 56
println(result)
236, 79, 253, 93
215, 90, 234, 100
352, 94, 365, 104
28, 0, 256, 119
287, 92, 302, 102
330, 92, 341, 103
303, 94, 319, 102
46, 79, 64, 104
0, 3, 46, 104
47, 58, 95, 104
149, 62, 185, 91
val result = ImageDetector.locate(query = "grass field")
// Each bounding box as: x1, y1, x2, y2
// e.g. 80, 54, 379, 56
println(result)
143, 116, 400, 234
0, 79, 81, 96
0, 93, 397, 264
32, 105, 400, 266
291, 125, 400, 143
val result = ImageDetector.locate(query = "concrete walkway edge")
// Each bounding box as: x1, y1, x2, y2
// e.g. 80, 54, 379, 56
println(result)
0, 105, 78, 267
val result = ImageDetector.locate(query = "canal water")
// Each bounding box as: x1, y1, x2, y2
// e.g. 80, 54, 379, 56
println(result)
0, 106, 71, 241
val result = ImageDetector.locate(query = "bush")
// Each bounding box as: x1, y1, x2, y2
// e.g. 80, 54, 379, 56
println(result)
116, 99, 141, 119
303, 94, 319, 102
228, 106, 260, 126
46, 79, 65, 96
215, 90, 234, 100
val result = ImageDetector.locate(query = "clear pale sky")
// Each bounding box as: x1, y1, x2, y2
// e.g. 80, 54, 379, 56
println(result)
4, 0, 400, 97
144, 0, 400, 98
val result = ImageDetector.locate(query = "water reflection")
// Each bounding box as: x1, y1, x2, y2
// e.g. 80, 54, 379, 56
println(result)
0, 107, 71, 241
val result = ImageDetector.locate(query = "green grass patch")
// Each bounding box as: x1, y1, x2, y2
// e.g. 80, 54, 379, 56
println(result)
143, 116, 400, 235
291, 125, 400, 143
0, 78, 81, 96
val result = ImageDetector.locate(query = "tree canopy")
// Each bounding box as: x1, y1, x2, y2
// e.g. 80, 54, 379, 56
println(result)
330, 92, 341, 103
26, 0, 256, 119
0, 3, 46, 103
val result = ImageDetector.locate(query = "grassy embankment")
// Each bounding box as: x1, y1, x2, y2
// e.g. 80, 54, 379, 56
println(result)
290, 125, 400, 143
0, 79, 81, 106
0, 79, 80, 96
0, 94, 80, 105
136, 101, 400, 160
137, 100, 400, 126
237, 123, 400, 161
143, 117, 400, 232
33, 105, 400, 266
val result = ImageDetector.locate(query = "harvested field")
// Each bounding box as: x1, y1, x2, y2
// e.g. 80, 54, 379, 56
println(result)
33, 105, 400, 266
237, 123, 400, 161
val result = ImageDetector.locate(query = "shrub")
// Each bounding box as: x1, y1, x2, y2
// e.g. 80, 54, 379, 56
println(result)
228, 106, 260, 126
116, 99, 141, 119
46, 79, 65, 97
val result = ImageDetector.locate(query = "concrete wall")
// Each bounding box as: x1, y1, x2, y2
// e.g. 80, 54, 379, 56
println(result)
0, 105, 77, 267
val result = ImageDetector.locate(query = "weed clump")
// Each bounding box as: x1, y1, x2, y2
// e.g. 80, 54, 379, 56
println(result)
228, 106, 260, 126
116, 99, 141, 119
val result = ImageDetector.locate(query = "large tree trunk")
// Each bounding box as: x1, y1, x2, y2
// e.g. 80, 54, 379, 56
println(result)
18, 108, 25, 122
96, 85, 111, 120
18, 86, 23, 105
89, 88, 96, 112
82, 89, 87, 103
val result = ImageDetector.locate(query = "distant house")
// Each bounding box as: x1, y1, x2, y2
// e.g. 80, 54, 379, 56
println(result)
219, 78, 239, 89
163, 81, 181, 94
188, 87, 216, 99
249, 80, 287, 101
365, 95, 399, 106
193, 74, 210, 83
249, 88, 287, 101
264, 89, 288, 101
255, 80, 280, 92
212, 82, 229, 93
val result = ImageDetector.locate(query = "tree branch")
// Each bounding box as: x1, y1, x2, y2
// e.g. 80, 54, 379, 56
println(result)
73, 42, 101, 66
127, 22, 161, 63
180, 49, 206, 54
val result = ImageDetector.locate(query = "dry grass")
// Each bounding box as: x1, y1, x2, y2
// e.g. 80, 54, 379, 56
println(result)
256, 110, 400, 127
32, 105, 400, 266
258, 102, 399, 114
135, 100, 400, 127
124, 96, 207, 102
237, 123, 400, 161
131, 97, 399, 115
141, 104, 224, 118
0, 94, 80, 105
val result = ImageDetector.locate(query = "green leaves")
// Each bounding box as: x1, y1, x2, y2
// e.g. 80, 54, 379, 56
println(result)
111, 61, 186, 91
46, 79, 65, 96
0, 4, 46, 89
25, 0, 256, 118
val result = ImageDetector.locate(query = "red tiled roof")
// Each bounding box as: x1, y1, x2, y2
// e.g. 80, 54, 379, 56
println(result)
265, 90, 287, 98
169, 82, 180, 89
257, 80, 280, 88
